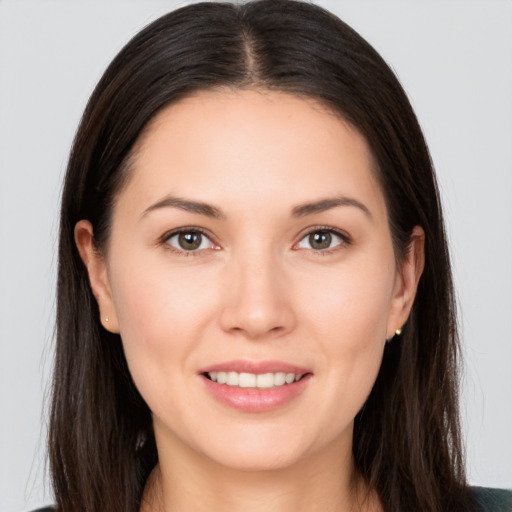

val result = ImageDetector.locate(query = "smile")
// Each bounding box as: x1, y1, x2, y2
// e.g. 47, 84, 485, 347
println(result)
200, 361, 312, 412
206, 371, 303, 388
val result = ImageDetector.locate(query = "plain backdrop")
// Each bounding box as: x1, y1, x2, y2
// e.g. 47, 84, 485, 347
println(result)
0, 1, 511, 510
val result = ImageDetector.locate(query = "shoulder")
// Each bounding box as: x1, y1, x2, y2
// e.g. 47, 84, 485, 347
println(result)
471, 487, 512, 512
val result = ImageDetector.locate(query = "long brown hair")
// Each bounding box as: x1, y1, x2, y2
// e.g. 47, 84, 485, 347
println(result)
50, 1, 472, 511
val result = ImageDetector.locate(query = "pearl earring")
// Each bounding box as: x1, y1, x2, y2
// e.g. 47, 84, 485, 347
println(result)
105, 317, 109, 323
386, 327, 403, 343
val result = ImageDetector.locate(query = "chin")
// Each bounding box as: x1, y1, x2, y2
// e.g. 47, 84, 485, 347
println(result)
189, 422, 327, 473
206, 445, 307, 473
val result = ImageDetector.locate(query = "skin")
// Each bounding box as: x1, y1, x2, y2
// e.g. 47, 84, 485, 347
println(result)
75, 89, 424, 512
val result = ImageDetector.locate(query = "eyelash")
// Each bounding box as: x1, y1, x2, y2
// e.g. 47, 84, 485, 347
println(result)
160, 226, 351, 257
161, 227, 217, 257
294, 225, 352, 256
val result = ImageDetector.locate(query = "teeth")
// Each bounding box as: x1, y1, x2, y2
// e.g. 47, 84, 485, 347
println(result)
206, 371, 303, 388
227, 371, 238, 386
274, 372, 286, 386
239, 372, 256, 387
256, 373, 273, 388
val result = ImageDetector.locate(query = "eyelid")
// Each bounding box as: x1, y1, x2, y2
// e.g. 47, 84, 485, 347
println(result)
293, 225, 352, 252
158, 225, 351, 256
160, 226, 220, 256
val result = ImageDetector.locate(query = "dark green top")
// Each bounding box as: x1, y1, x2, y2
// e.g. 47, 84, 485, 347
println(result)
472, 487, 512, 511
30, 487, 512, 511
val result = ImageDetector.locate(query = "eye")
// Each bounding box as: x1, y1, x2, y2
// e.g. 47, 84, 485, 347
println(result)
164, 229, 216, 253
296, 228, 348, 251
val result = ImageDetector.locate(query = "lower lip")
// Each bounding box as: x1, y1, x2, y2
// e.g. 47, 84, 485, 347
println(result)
201, 374, 312, 412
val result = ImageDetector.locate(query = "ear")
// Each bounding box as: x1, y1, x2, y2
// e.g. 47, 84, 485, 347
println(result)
386, 225, 425, 340
74, 220, 119, 333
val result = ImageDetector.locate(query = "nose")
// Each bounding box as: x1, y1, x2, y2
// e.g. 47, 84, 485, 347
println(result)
219, 248, 297, 340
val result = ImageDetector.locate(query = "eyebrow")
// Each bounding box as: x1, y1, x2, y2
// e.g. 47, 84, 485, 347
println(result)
292, 196, 373, 220
141, 196, 226, 220
141, 194, 372, 221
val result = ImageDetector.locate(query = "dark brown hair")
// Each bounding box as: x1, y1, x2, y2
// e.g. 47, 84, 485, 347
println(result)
50, 1, 472, 511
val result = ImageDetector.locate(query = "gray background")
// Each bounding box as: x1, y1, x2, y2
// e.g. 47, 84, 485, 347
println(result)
0, 1, 511, 510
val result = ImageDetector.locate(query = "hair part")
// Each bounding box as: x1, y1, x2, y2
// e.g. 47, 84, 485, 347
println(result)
50, 2, 472, 511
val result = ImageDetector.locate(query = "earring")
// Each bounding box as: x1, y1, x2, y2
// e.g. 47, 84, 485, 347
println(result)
105, 317, 109, 323
386, 327, 403, 343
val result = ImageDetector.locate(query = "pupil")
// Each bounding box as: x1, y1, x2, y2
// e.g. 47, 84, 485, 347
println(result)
310, 231, 331, 250
179, 232, 201, 250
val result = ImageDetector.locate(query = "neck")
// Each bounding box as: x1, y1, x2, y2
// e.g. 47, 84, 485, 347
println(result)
139, 435, 380, 512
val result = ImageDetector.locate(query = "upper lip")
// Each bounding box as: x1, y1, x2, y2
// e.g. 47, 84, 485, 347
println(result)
199, 360, 311, 375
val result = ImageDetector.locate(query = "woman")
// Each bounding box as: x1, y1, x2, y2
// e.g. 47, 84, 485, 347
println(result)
36, 1, 511, 511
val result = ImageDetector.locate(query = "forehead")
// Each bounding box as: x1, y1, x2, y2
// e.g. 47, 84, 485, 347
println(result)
118, 88, 385, 220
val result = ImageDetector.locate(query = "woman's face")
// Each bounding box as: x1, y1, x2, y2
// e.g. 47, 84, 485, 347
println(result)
78, 89, 421, 472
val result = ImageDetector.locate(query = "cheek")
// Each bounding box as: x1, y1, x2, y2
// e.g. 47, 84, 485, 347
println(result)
111, 251, 216, 336
305, 255, 395, 346
300, 254, 395, 414
107, 256, 219, 400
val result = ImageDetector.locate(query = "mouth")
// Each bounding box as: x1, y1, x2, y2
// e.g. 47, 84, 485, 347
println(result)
203, 371, 304, 388
199, 361, 312, 412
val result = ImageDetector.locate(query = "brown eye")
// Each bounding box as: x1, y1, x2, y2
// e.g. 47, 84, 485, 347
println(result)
309, 231, 332, 250
165, 230, 214, 252
178, 232, 202, 250
296, 229, 347, 252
